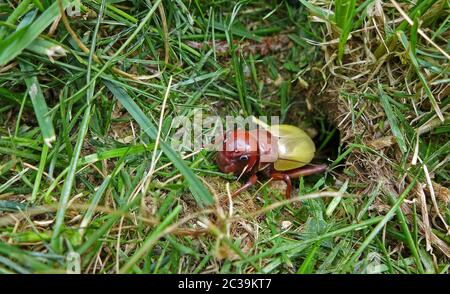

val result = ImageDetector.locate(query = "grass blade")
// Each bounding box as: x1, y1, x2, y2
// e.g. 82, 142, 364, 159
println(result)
79, 175, 112, 235
387, 193, 424, 273
119, 205, 182, 273
30, 144, 49, 202
0, 0, 33, 39
344, 178, 418, 271
326, 179, 348, 217
297, 242, 320, 274
50, 105, 91, 250
104, 80, 214, 207
335, 0, 357, 61
398, 31, 444, 122
19, 62, 56, 147
298, 0, 333, 21
378, 84, 408, 154
0, 242, 51, 273
0, 0, 69, 65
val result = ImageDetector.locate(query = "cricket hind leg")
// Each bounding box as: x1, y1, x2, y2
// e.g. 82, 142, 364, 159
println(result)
270, 164, 327, 198
270, 172, 292, 199
284, 164, 328, 179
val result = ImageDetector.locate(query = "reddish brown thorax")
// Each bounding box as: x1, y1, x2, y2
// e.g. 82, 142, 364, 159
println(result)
216, 129, 278, 176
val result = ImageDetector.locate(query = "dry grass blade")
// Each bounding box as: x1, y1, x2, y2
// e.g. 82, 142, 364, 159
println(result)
389, 0, 450, 61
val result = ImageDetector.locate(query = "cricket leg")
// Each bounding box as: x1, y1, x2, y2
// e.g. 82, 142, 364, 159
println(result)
284, 164, 327, 179
270, 164, 327, 199
232, 174, 258, 197
270, 172, 292, 198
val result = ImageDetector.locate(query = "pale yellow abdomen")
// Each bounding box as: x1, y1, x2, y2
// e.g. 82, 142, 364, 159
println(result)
267, 124, 316, 171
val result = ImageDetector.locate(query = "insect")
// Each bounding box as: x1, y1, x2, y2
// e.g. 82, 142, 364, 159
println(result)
216, 124, 327, 198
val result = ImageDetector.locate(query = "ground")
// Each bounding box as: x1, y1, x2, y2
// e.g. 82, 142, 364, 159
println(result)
0, 0, 448, 273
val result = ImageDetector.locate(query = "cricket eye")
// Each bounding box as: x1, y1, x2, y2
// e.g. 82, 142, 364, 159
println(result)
239, 155, 249, 162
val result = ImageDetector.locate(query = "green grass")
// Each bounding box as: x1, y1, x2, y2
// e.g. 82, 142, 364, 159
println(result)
0, 0, 448, 274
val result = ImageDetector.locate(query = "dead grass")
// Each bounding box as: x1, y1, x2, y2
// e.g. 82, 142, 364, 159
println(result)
312, 0, 450, 259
